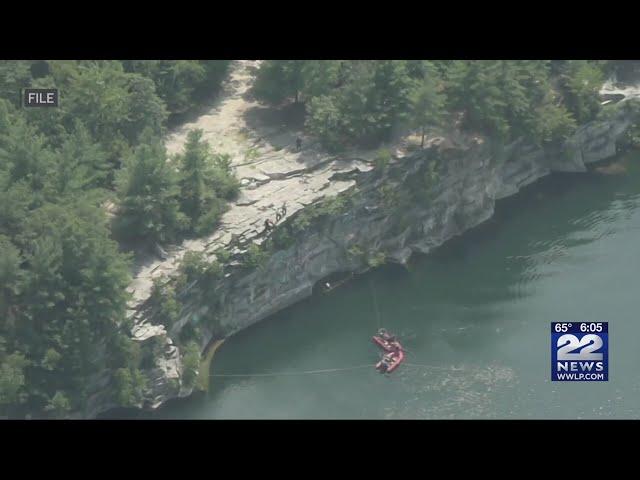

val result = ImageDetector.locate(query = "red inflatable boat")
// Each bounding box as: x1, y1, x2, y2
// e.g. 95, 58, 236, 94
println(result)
372, 332, 405, 373
376, 349, 405, 374
372, 335, 396, 352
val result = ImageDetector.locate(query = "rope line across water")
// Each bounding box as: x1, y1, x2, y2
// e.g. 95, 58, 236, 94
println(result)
209, 363, 458, 378
210, 364, 376, 377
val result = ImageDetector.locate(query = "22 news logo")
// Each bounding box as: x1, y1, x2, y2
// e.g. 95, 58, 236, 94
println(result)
551, 322, 608, 382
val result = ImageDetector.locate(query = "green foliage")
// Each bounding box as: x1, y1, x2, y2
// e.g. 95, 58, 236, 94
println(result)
253, 61, 305, 104
175, 130, 239, 236
114, 367, 147, 407
0, 61, 33, 107
256, 60, 597, 150
308, 61, 414, 148
124, 60, 230, 116
243, 243, 269, 270
525, 101, 577, 145
0, 60, 238, 416
178, 251, 222, 289
442, 60, 581, 145
305, 94, 344, 151
290, 195, 349, 235
47, 121, 111, 196
110, 333, 142, 370
347, 244, 365, 261
379, 184, 396, 210
149, 278, 181, 329
42, 348, 62, 371
45, 391, 71, 417
244, 147, 260, 161
19, 201, 131, 371
114, 131, 187, 244
374, 148, 392, 170
408, 69, 447, 147
48, 61, 167, 163
0, 352, 28, 407
367, 251, 387, 268
558, 60, 605, 124
0, 235, 23, 320
300, 61, 341, 98
0, 99, 56, 193
254, 60, 343, 105
0, 199, 132, 413
214, 248, 232, 264
181, 342, 201, 389
268, 224, 295, 251
425, 161, 440, 184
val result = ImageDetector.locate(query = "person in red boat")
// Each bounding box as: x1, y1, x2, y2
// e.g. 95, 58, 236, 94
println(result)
378, 352, 395, 373
377, 328, 396, 343
389, 340, 403, 353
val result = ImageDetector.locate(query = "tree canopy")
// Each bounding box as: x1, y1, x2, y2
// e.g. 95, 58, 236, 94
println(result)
0, 60, 231, 417
253, 60, 610, 150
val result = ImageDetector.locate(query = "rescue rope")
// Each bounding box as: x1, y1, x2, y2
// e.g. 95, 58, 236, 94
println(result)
369, 277, 382, 329
210, 363, 459, 378
210, 364, 375, 377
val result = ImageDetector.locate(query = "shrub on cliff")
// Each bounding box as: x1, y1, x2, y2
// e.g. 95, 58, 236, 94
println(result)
368, 251, 387, 268
243, 243, 269, 270
179, 251, 222, 285
181, 342, 201, 389
149, 278, 181, 330
114, 367, 147, 407
45, 391, 71, 417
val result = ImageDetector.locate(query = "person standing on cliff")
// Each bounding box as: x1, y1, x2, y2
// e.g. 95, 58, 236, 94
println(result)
296, 137, 302, 152
275, 203, 287, 223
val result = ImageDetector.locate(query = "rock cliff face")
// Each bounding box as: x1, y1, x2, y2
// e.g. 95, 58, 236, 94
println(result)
89, 100, 638, 418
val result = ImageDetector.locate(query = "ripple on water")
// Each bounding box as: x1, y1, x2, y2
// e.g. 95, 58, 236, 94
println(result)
383, 364, 518, 419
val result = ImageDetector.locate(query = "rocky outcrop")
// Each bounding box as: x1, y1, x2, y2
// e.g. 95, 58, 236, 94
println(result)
88, 97, 639, 419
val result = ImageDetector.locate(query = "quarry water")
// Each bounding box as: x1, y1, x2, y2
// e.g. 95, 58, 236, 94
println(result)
132, 151, 640, 419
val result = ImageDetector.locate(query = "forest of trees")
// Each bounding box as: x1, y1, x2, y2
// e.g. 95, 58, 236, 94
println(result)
0, 60, 231, 416
0, 59, 625, 417
252, 60, 613, 151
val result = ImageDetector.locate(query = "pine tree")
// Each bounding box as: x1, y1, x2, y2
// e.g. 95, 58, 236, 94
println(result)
114, 131, 186, 244
0, 100, 54, 192
0, 61, 33, 107
409, 72, 446, 147
253, 61, 305, 104
16, 201, 131, 402
0, 351, 28, 409
177, 130, 211, 224
48, 120, 110, 197
176, 129, 238, 235
0, 235, 22, 326
300, 60, 341, 99
559, 60, 605, 123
